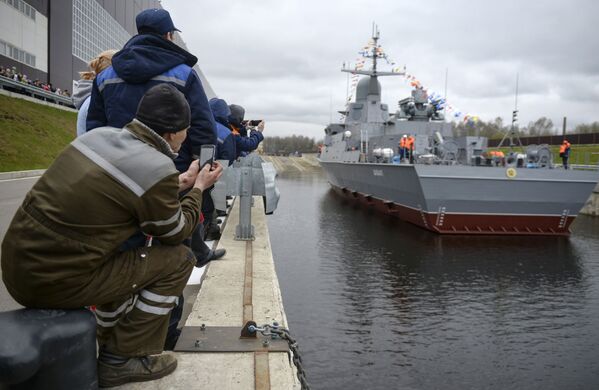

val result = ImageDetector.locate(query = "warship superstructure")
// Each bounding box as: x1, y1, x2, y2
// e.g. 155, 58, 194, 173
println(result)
318, 32, 599, 236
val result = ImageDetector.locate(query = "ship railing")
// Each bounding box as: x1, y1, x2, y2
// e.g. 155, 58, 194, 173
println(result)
562, 152, 599, 171
567, 164, 599, 171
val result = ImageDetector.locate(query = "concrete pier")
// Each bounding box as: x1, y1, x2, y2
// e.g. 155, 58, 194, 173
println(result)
580, 183, 599, 216
119, 197, 299, 389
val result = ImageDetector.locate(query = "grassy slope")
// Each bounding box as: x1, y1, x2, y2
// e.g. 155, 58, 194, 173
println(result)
0, 95, 76, 172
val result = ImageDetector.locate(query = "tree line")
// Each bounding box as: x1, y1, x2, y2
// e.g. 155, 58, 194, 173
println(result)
452, 117, 599, 139
262, 135, 319, 155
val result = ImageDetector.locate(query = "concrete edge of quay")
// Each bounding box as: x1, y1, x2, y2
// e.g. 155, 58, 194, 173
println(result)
580, 183, 599, 216
117, 197, 300, 390
0, 169, 45, 181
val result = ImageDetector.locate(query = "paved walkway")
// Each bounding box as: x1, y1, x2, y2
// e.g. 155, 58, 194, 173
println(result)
118, 197, 299, 389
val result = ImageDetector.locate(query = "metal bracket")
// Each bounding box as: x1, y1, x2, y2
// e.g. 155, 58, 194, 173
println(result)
174, 324, 289, 353
211, 153, 280, 241
240, 320, 258, 338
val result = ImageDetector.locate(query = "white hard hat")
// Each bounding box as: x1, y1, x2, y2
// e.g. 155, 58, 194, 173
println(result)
402, 134, 407, 138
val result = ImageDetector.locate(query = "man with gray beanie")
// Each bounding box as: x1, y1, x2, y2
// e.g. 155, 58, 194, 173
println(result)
1, 84, 223, 387
86, 5, 223, 291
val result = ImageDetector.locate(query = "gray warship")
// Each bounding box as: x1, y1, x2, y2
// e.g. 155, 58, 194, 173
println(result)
318, 32, 599, 236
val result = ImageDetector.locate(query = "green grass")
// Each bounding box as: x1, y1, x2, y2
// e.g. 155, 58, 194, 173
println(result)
0, 94, 76, 172
492, 144, 599, 166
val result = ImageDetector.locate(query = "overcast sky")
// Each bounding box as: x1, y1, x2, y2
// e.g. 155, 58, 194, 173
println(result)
162, 0, 598, 140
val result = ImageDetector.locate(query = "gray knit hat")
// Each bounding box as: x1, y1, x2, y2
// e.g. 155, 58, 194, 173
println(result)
136, 84, 190, 135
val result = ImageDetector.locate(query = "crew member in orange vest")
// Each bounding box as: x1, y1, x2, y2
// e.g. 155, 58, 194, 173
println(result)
559, 139, 571, 169
406, 135, 415, 163
399, 134, 408, 160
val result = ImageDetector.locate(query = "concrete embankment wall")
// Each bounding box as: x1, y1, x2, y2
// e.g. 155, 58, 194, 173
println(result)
581, 184, 599, 216
261, 154, 321, 175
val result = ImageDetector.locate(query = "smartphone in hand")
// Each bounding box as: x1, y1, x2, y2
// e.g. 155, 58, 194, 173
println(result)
198, 144, 216, 169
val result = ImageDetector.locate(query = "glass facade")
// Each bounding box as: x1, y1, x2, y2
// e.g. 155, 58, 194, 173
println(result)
72, 0, 131, 63
0, 0, 36, 21
0, 39, 36, 67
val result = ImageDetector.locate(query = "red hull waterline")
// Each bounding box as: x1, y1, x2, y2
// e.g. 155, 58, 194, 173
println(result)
331, 185, 575, 236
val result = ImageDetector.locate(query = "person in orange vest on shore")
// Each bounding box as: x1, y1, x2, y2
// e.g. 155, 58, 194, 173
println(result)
559, 139, 571, 169
406, 134, 415, 163
398, 134, 408, 160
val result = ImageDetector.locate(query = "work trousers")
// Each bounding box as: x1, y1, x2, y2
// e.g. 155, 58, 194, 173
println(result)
10, 245, 195, 357
94, 245, 195, 356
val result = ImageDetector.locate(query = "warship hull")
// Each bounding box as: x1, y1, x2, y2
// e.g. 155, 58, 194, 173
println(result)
320, 161, 599, 236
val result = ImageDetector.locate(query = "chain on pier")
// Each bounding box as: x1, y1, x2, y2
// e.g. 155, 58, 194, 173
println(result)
249, 324, 310, 390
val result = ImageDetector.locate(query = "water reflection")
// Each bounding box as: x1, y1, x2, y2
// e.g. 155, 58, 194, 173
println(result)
269, 174, 599, 390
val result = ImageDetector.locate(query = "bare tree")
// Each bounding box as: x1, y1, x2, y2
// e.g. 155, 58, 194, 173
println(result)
524, 117, 554, 136
573, 122, 599, 134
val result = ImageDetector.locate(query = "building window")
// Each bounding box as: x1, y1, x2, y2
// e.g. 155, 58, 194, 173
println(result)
0, 0, 36, 21
0, 39, 36, 67
72, 0, 131, 63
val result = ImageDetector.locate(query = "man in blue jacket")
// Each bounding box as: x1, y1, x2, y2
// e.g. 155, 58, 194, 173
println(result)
201, 98, 235, 240
210, 98, 236, 164
86, 8, 216, 171
228, 104, 265, 159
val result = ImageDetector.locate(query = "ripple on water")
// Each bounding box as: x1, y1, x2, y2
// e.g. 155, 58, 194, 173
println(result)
269, 177, 599, 390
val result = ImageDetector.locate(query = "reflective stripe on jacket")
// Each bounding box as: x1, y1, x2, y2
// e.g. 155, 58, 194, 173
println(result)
1, 120, 203, 299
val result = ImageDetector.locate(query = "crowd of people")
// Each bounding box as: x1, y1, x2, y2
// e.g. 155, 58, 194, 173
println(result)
1, 8, 264, 388
0, 65, 71, 97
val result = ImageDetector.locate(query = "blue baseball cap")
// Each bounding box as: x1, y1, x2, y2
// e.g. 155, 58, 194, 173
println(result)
136, 9, 181, 35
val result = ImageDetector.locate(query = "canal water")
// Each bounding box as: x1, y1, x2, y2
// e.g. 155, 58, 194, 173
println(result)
268, 168, 599, 390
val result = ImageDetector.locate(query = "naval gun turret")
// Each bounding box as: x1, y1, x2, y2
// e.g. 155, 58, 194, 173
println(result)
397, 87, 445, 122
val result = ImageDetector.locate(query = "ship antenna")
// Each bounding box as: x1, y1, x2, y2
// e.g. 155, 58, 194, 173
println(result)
443, 68, 448, 119
340, 25, 405, 105
497, 73, 523, 150
372, 25, 379, 74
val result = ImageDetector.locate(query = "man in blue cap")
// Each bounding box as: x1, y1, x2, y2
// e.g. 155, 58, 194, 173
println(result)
87, 8, 217, 173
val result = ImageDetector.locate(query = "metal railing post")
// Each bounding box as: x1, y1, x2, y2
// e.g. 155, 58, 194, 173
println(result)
236, 166, 255, 241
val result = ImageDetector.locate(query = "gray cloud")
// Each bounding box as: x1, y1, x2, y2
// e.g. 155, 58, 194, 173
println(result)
163, 0, 599, 133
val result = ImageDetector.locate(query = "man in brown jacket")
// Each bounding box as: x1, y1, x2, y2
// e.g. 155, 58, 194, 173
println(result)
1, 84, 222, 387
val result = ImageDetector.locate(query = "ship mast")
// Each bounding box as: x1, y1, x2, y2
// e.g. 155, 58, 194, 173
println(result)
341, 25, 405, 78
497, 73, 523, 149
372, 24, 378, 74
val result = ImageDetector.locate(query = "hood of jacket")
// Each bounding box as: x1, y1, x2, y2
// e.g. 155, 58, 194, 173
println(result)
125, 119, 178, 160
72, 79, 93, 109
112, 33, 198, 84
209, 98, 230, 127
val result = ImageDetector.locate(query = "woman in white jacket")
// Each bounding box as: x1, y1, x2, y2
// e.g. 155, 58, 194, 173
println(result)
72, 50, 117, 136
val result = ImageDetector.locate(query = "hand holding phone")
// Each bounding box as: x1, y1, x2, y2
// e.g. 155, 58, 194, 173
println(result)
198, 144, 216, 169
194, 161, 223, 191
249, 119, 262, 126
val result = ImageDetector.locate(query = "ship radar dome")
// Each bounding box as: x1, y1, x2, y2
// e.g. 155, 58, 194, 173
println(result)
356, 77, 381, 101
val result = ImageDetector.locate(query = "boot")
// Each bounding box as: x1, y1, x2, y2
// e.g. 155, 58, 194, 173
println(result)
195, 248, 226, 268
204, 223, 221, 241
98, 353, 177, 387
